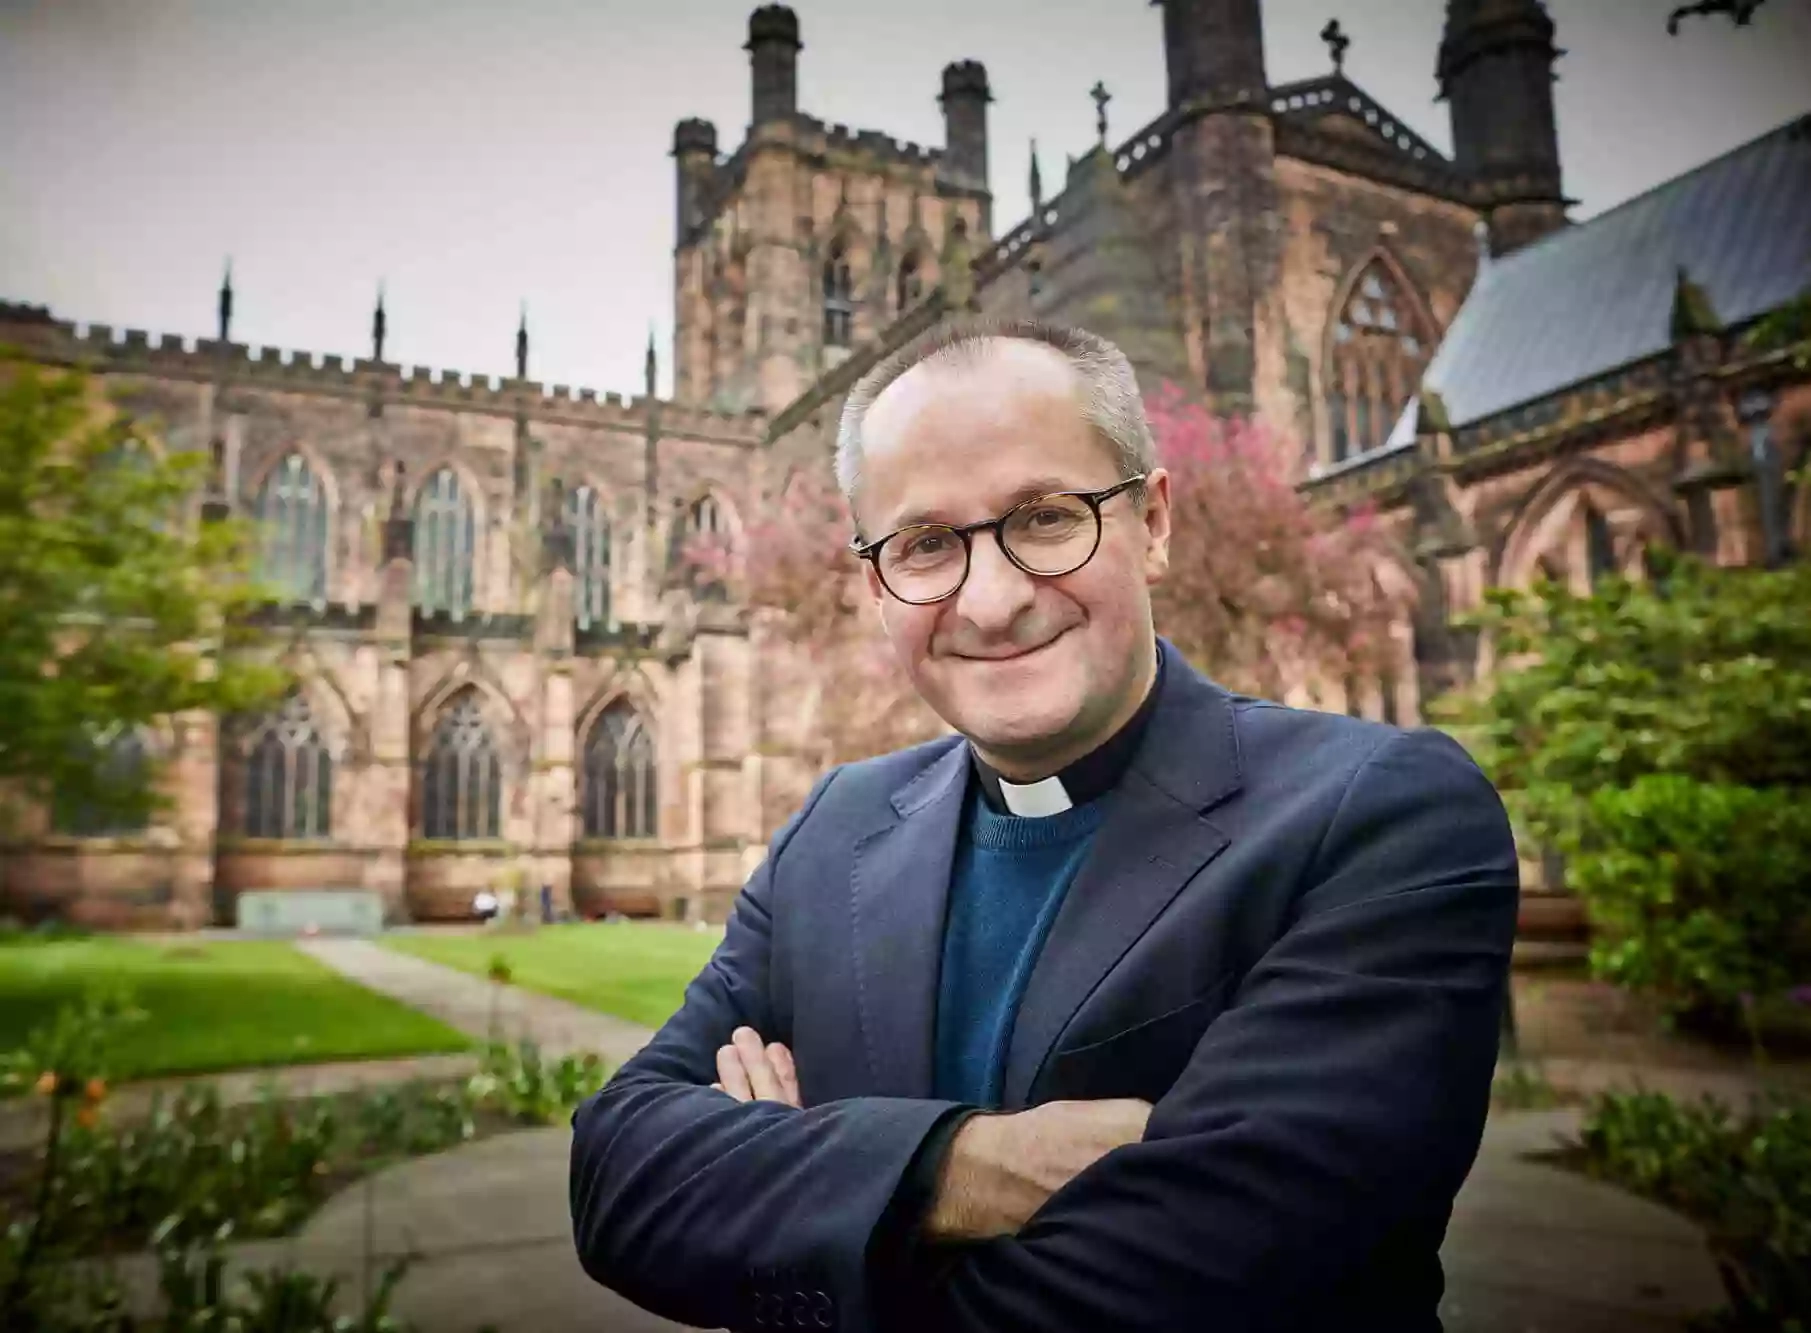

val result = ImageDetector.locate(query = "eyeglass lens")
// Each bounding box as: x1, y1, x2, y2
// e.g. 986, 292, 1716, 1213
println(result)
877, 493, 1099, 603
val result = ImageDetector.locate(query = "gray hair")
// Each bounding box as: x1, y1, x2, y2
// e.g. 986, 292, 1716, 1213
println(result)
834, 319, 1156, 515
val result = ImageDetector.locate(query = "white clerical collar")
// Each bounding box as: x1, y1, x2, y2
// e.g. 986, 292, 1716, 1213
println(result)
995, 773, 1074, 817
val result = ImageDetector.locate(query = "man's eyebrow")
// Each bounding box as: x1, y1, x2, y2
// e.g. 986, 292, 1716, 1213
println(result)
887, 476, 1077, 531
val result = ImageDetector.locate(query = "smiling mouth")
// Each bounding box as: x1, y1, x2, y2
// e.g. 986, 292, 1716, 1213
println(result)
959, 629, 1069, 663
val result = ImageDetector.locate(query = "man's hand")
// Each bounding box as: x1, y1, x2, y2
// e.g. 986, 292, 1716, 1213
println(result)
711, 1025, 802, 1108
922, 1099, 1152, 1244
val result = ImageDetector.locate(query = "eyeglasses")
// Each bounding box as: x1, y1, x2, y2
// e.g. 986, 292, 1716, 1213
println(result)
849, 475, 1147, 605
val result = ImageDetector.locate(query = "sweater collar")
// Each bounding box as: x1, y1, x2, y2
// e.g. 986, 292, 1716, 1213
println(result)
970, 643, 1166, 817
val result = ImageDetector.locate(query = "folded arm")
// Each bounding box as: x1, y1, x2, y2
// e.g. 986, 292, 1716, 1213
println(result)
880, 728, 1521, 1333
568, 769, 962, 1332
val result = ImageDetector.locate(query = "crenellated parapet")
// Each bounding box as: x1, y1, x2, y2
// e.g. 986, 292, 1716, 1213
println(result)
0, 301, 765, 444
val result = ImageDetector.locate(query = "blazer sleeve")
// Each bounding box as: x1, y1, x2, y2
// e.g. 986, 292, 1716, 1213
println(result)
877, 727, 1521, 1333
568, 766, 965, 1333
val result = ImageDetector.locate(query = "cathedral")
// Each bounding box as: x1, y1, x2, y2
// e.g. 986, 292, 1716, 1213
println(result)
2, 0, 1806, 936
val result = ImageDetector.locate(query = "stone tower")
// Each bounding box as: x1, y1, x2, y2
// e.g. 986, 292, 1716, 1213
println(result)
746, 3, 802, 125
669, 6, 992, 414
1154, 0, 1279, 414
939, 60, 993, 231
1437, 0, 1568, 255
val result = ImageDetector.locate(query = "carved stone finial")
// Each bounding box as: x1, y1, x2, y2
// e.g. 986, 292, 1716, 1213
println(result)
372, 282, 387, 362
1029, 138, 1043, 211
217, 259, 234, 343
1088, 81, 1111, 146
1320, 19, 1351, 74
515, 303, 529, 381
645, 325, 658, 399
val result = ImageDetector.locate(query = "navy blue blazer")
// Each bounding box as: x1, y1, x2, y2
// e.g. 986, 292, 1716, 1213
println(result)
570, 639, 1520, 1332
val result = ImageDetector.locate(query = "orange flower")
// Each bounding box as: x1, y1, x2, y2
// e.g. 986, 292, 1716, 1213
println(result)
75, 1106, 97, 1129
84, 1078, 107, 1103
32, 1072, 56, 1097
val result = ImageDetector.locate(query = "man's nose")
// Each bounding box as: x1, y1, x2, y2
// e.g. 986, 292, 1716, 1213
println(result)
952, 531, 1037, 630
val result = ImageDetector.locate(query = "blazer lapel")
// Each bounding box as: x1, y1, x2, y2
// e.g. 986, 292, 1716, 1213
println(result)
1000, 641, 1245, 1107
848, 739, 970, 1098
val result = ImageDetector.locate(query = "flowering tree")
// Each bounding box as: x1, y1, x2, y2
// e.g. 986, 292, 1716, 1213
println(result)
1145, 383, 1409, 700
681, 467, 944, 772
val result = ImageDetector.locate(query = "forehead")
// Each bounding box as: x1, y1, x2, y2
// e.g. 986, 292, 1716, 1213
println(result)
858, 339, 1117, 530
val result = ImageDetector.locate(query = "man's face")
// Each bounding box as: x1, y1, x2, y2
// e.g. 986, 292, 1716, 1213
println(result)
854, 340, 1172, 777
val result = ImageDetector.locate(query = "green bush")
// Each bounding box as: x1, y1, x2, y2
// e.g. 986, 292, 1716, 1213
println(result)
1, 990, 609, 1326
1576, 1089, 1811, 1331
1535, 776, 1811, 1026
1439, 554, 1811, 1030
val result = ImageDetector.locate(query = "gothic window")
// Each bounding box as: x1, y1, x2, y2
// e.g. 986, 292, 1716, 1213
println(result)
823, 241, 855, 348
413, 467, 476, 617
568, 484, 611, 629
420, 694, 500, 840
581, 703, 657, 838
896, 253, 923, 312
254, 453, 328, 602
51, 729, 150, 837
1327, 262, 1431, 463
1585, 503, 1617, 586
672, 493, 732, 600
244, 693, 331, 839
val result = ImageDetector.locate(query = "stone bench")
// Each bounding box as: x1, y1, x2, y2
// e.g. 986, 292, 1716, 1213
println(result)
234, 889, 384, 937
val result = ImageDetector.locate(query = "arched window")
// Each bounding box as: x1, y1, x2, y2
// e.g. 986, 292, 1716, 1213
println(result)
420, 694, 500, 840
52, 729, 150, 837
567, 484, 611, 629
1327, 262, 1432, 463
896, 253, 923, 312
244, 693, 331, 838
413, 467, 476, 617
255, 453, 328, 602
1585, 503, 1617, 587
581, 703, 657, 838
671, 493, 732, 600
823, 241, 855, 348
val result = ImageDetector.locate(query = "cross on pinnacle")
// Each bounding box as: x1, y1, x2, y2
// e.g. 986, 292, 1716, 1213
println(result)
1089, 80, 1111, 146
1320, 19, 1350, 75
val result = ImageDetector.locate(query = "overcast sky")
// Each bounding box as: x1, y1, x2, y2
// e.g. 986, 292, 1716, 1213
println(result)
3, 0, 1807, 398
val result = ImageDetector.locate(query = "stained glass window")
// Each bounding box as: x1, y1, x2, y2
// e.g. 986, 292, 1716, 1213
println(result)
244, 694, 331, 838
256, 453, 328, 602
413, 468, 475, 616
1327, 261, 1432, 463
581, 703, 657, 838
420, 694, 500, 840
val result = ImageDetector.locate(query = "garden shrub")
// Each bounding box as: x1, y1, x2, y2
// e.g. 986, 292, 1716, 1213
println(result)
1577, 1088, 1811, 1331
1440, 554, 1811, 1035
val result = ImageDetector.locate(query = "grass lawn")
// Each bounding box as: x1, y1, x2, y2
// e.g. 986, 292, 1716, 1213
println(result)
382, 921, 721, 1028
0, 936, 471, 1083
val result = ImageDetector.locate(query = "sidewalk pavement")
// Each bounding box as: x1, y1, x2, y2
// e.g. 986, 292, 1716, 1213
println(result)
95, 1105, 1724, 1333
292, 937, 656, 1065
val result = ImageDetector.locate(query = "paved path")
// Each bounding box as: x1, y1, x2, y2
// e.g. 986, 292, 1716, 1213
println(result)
293, 937, 657, 1065
97, 1106, 1724, 1333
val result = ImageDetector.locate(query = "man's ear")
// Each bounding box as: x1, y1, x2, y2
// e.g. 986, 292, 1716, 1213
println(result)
1140, 468, 1173, 585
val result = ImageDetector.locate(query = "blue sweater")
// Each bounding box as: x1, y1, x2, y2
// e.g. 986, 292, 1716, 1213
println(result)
932, 792, 1104, 1107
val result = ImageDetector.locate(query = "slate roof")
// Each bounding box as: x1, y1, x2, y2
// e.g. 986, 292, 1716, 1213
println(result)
1389, 114, 1811, 446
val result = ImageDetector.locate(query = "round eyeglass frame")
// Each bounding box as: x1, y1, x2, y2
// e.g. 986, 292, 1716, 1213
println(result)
848, 474, 1148, 605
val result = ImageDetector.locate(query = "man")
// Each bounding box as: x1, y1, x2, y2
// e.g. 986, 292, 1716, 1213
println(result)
570, 321, 1519, 1332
